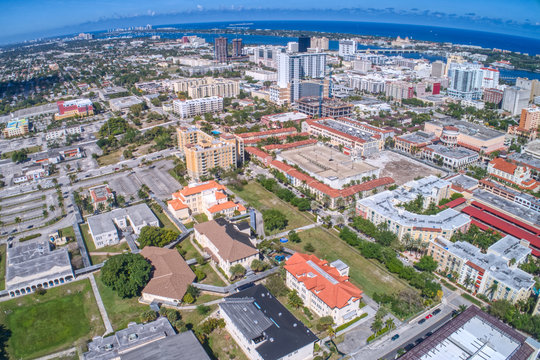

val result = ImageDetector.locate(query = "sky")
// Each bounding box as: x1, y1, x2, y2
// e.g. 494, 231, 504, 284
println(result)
0, 0, 539, 44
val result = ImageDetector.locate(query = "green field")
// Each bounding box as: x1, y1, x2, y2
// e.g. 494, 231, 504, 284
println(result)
150, 202, 180, 231
1, 145, 42, 160
231, 182, 312, 234
58, 226, 76, 240
80, 223, 129, 253
0, 279, 104, 359
194, 213, 209, 224
289, 226, 410, 297
177, 238, 200, 261
0, 244, 5, 290
197, 263, 227, 287
94, 272, 148, 331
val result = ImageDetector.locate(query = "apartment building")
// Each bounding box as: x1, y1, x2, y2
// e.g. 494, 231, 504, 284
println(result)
3, 118, 29, 137
385, 81, 414, 101
487, 157, 540, 192
168, 180, 246, 221
44, 125, 82, 141
172, 96, 223, 119
395, 131, 438, 154
428, 236, 534, 304
194, 218, 258, 276
295, 97, 353, 118
422, 144, 479, 170
356, 176, 471, 242
285, 253, 364, 326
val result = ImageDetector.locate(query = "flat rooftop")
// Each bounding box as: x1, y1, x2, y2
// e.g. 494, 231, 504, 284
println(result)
426, 144, 478, 159
279, 144, 378, 181
428, 118, 505, 141
508, 152, 540, 170
397, 131, 437, 144
473, 190, 540, 225
445, 174, 479, 191
314, 118, 377, 142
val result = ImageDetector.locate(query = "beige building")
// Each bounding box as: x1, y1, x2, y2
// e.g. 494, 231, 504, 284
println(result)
171, 77, 239, 98
194, 218, 258, 276
428, 236, 534, 304
285, 253, 364, 326
177, 126, 238, 180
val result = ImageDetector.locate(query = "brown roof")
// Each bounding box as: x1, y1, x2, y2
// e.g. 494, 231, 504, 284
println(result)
140, 247, 195, 301
194, 219, 258, 263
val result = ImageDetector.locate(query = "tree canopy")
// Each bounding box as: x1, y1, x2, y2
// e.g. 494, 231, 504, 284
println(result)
263, 209, 288, 232
100, 253, 152, 298
138, 226, 179, 248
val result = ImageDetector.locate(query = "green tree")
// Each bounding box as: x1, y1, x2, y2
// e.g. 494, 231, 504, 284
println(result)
266, 275, 288, 297
138, 226, 179, 248
197, 304, 211, 315
250, 259, 267, 272
100, 254, 151, 298
304, 242, 315, 252
415, 255, 439, 273
263, 209, 288, 232
288, 230, 301, 243
288, 290, 304, 309
230, 264, 246, 280
140, 310, 157, 323
183, 293, 195, 304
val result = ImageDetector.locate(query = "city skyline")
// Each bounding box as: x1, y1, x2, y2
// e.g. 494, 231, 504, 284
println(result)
1, 1, 540, 45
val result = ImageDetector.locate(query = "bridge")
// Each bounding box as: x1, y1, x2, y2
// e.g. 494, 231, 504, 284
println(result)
357, 49, 419, 54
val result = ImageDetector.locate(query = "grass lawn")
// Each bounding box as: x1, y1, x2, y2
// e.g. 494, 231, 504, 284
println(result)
231, 182, 312, 234
80, 224, 130, 253
58, 226, 75, 240
94, 272, 148, 331
150, 202, 180, 231
0, 244, 6, 290
1, 145, 42, 160
179, 304, 217, 329
289, 226, 410, 297
97, 149, 122, 166
177, 238, 199, 261
207, 328, 249, 360
0, 279, 104, 359
198, 263, 227, 287
193, 213, 208, 224
194, 293, 224, 305
90, 254, 111, 265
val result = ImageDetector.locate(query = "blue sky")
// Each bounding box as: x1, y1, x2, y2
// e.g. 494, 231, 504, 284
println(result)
0, 0, 539, 44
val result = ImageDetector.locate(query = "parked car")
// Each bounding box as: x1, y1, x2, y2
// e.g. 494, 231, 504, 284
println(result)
391, 334, 400, 341
404, 344, 415, 351
425, 332, 433, 337
432, 309, 441, 315
418, 318, 426, 325
425, 314, 433, 319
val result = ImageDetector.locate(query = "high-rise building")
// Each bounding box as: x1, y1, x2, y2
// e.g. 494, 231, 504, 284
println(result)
431, 60, 445, 78
214, 37, 228, 63
310, 37, 329, 50
298, 37, 310, 53
231, 38, 243, 57
483, 88, 504, 105
519, 106, 540, 132
516, 77, 540, 101
353, 59, 371, 73
445, 54, 466, 76
177, 127, 237, 180
502, 86, 530, 116
338, 40, 356, 57
287, 41, 299, 53
480, 67, 500, 89
276, 52, 327, 103
447, 63, 483, 100
173, 97, 223, 119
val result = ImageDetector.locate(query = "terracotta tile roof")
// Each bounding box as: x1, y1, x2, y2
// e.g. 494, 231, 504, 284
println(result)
270, 160, 294, 173
194, 219, 258, 262
206, 200, 241, 214
168, 199, 188, 211
235, 127, 297, 139
140, 246, 195, 301
215, 191, 227, 200
286, 169, 315, 184
284, 253, 362, 309
177, 180, 227, 197
339, 177, 395, 197
490, 158, 517, 175
309, 181, 340, 198
263, 139, 317, 151
245, 146, 271, 159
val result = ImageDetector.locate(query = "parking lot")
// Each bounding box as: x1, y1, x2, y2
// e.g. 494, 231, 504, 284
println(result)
365, 151, 447, 185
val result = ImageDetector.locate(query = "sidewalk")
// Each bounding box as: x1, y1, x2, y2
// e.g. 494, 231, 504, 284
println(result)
88, 273, 114, 335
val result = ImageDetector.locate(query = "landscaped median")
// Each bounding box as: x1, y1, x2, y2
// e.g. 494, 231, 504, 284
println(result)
335, 312, 369, 333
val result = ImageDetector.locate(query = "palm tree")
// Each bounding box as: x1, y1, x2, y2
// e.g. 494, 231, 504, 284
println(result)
14, 217, 22, 232
385, 318, 395, 331
327, 327, 336, 340
458, 305, 467, 313
488, 282, 499, 300
371, 318, 383, 333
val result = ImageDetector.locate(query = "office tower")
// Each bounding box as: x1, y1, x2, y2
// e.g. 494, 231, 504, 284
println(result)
431, 61, 445, 77
276, 52, 327, 103
338, 40, 357, 57
214, 37, 228, 63
502, 86, 530, 116
447, 63, 483, 100
287, 42, 299, 53
310, 37, 329, 50
298, 37, 310, 53
231, 38, 243, 57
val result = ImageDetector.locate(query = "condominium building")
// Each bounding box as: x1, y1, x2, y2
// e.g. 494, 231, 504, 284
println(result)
502, 86, 530, 116
44, 125, 82, 141
277, 52, 326, 103
295, 97, 353, 118
311, 36, 329, 50
385, 81, 414, 101
487, 157, 540, 192
338, 40, 357, 57
356, 176, 471, 242
285, 253, 364, 325
424, 118, 506, 154
483, 88, 504, 105
428, 235, 534, 303
188, 80, 239, 99
3, 118, 29, 137
302, 118, 382, 157
194, 218, 258, 276
214, 37, 228, 63
173, 96, 223, 119
431, 61, 445, 78
177, 126, 237, 180
232, 38, 243, 57
447, 63, 483, 100
168, 180, 246, 221
516, 77, 540, 101
519, 106, 540, 132
349, 75, 386, 94
54, 99, 93, 120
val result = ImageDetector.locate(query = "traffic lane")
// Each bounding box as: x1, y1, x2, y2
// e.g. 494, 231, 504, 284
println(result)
380, 312, 454, 360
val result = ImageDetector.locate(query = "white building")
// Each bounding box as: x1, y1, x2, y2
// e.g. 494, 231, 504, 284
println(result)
502, 86, 530, 116
287, 41, 299, 53
45, 125, 83, 141
447, 63, 483, 100
277, 52, 326, 102
172, 96, 223, 119
338, 40, 357, 57
244, 69, 277, 82
285, 253, 364, 326
422, 144, 480, 170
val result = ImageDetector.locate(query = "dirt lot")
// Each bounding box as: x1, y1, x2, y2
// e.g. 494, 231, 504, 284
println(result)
364, 150, 446, 185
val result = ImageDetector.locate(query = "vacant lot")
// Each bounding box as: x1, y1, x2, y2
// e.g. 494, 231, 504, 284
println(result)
94, 272, 148, 331
232, 182, 313, 234
288, 226, 409, 297
364, 151, 445, 185
0, 279, 104, 359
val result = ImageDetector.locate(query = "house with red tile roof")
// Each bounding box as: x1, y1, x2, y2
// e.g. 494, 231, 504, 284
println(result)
284, 253, 364, 325
168, 180, 246, 222
88, 184, 114, 210
487, 158, 540, 192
